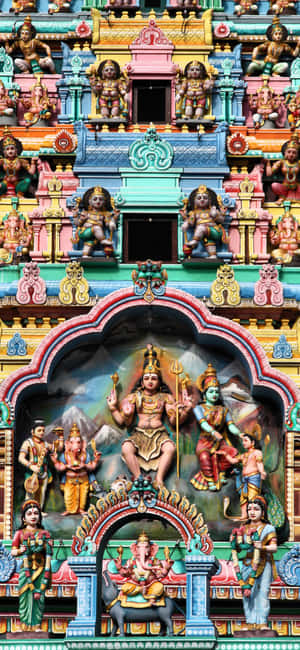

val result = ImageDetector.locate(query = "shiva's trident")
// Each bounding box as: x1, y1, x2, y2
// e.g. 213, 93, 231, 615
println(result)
170, 359, 183, 478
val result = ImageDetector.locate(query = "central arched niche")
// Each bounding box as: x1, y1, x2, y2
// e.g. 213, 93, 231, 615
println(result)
15, 304, 284, 540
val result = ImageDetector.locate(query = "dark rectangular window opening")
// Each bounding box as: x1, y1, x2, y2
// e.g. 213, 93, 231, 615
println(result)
133, 80, 171, 123
123, 214, 177, 263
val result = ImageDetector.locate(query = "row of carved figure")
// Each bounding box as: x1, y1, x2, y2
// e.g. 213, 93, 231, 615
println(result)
3, 17, 300, 125
0, 154, 299, 264
11, 496, 276, 636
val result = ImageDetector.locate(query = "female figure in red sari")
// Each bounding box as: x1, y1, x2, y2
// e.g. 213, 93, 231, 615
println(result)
190, 364, 242, 491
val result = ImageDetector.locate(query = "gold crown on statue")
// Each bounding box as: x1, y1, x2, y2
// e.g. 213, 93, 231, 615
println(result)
2, 127, 16, 148
197, 185, 208, 194
287, 134, 300, 151
143, 344, 161, 377
21, 15, 33, 28
196, 363, 219, 393
91, 186, 105, 197
68, 423, 81, 439
271, 15, 283, 30
137, 531, 150, 543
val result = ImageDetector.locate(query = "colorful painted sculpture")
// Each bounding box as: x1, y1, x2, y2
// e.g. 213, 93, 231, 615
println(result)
247, 17, 300, 77
190, 364, 241, 491
175, 61, 216, 121
51, 423, 101, 516
102, 570, 175, 636
0, 209, 33, 265
234, 0, 258, 16
0, 130, 38, 197
269, 0, 296, 14
220, 425, 266, 520
270, 210, 300, 263
18, 419, 53, 512
230, 497, 277, 636
0, 81, 16, 121
265, 135, 300, 204
286, 89, 300, 130
73, 187, 119, 258
249, 79, 283, 128
5, 16, 55, 74
114, 531, 173, 607
21, 78, 56, 127
107, 344, 192, 487
11, 500, 52, 632
86, 59, 129, 120
12, 0, 36, 13
48, 0, 71, 13
181, 185, 228, 258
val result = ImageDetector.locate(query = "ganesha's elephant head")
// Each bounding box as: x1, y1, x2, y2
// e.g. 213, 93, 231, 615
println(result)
130, 533, 159, 569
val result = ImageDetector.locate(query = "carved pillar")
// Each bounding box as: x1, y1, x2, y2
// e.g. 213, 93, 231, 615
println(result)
67, 556, 98, 637
185, 553, 218, 638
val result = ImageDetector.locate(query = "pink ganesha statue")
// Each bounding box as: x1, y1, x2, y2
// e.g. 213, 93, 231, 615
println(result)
114, 532, 173, 607
270, 210, 300, 264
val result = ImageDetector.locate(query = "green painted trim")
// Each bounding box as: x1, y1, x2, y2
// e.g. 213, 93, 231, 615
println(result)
1, 262, 300, 287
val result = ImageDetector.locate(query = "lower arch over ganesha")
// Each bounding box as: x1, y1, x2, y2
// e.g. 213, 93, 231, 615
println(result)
0, 285, 296, 543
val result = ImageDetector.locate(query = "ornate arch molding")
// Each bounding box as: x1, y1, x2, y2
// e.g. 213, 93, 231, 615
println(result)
0, 286, 298, 412
72, 482, 212, 555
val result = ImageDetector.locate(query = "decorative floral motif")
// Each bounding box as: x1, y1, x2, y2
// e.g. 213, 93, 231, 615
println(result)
214, 23, 230, 39
53, 130, 77, 154
278, 545, 300, 586
16, 262, 47, 305
254, 264, 283, 306
210, 264, 240, 306
227, 132, 248, 155
131, 20, 171, 47
272, 334, 293, 359
7, 332, 27, 356
0, 542, 16, 582
129, 127, 173, 172
59, 261, 89, 305
75, 21, 92, 38
132, 260, 168, 303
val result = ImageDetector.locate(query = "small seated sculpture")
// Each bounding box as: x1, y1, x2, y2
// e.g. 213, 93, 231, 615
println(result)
0, 81, 16, 121
0, 209, 33, 265
12, 0, 36, 13
247, 16, 300, 77
249, 79, 283, 128
51, 423, 101, 516
72, 186, 119, 258
114, 532, 173, 607
175, 61, 216, 121
265, 134, 300, 204
286, 89, 300, 131
234, 0, 257, 16
5, 16, 55, 75
270, 210, 300, 263
0, 129, 38, 197
48, 0, 71, 12
269, 0, 296, 13
180, 185, 228, 258
86, 59, 129, 120
21, 78, 56, 127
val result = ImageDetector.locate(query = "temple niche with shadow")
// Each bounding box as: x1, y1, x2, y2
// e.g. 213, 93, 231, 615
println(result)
14, 304, 285, 541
